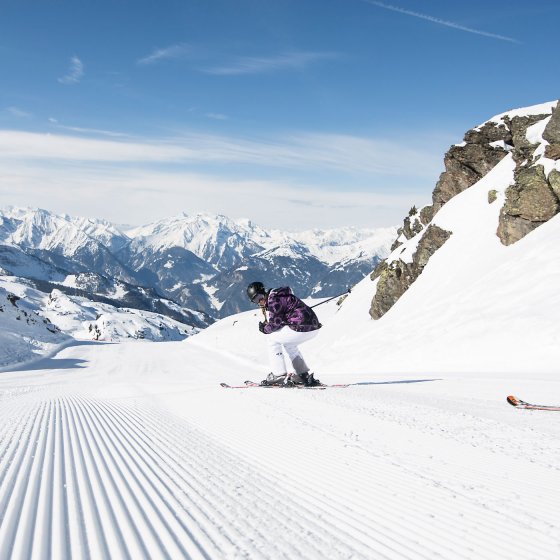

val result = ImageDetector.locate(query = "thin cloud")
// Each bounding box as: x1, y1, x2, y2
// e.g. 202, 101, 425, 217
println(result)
363, 0, 521, 43
205, 113, 228, 120
51, 122, 130, 138
58, 56, 84, 84
137, 43, 191, 65
0, 129, 441, 178
203, 51, 337, 75
0, 163, 412, 229
6, 107, 31, 118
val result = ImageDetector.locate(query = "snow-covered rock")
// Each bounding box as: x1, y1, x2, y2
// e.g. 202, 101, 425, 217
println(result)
0, 277, 198, 368
0, 284, 69, 368
373, 99, 560, 318
42, 287, 202, 341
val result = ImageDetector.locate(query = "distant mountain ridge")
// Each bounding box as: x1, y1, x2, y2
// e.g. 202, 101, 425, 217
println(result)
0, 207, 396, 321
125, 211, 393, 268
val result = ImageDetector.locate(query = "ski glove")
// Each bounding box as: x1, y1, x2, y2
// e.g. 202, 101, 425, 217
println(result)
258, 321, 267, 333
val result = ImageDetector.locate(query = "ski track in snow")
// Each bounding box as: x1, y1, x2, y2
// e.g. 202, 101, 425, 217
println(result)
1, 345, 560, 559
0, 393, 365, 560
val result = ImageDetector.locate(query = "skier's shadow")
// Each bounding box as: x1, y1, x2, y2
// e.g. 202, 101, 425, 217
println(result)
350, 378, 441, 386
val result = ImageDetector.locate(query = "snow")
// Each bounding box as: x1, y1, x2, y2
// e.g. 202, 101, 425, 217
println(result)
489, 140, 513, 151
526, 115, 551, 145
88, 308, 194, 342
0, 206, 127, 256
61, 274, 78, 288
2, 103, 560, 558
525, 116, 560, 177
0, 278, 196, 355
126, 210, 395, 266
203, 283, 224, 311
2, 179, 560, 556
286, 225, 397, 265
109, 282, 127, 300
0, 285, 70, 369
480, 100, 558, 128
1, 299, 559, 558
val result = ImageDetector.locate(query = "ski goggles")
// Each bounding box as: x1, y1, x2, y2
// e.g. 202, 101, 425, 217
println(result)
251, 293, 265, 304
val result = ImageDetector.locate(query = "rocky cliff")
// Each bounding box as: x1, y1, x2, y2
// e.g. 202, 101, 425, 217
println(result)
497, 106, 560, 244
370, 100, 560, 319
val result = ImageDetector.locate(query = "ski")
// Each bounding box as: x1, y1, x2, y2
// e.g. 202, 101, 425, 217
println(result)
247, 379, 349, 388
220, 380, 349, 390
506, 395, 560, 411
244, 379, 349, 389
220, 382, 325, 390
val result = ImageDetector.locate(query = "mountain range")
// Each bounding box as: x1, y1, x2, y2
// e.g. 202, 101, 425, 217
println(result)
0, 207, 396, 328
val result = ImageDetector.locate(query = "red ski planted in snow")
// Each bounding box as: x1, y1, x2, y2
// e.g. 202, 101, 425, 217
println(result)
507, 395, 560, 411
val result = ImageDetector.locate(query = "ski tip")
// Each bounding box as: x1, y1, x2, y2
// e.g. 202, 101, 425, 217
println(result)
220, 383, 231, 388
506, 395, 519, 407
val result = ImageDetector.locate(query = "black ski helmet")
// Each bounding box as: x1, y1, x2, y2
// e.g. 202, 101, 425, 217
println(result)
247, 281, 266, 303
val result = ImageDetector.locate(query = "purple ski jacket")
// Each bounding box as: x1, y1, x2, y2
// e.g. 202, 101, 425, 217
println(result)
263, 287, 322, 334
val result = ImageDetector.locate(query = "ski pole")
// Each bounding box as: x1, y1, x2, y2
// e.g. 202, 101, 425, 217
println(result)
310, 288, 351, 309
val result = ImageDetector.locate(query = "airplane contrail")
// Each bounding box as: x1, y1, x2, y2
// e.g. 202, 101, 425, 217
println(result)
362, 0, 521, 44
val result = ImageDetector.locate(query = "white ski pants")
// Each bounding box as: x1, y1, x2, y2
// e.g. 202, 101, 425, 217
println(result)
267, 326, 319, 376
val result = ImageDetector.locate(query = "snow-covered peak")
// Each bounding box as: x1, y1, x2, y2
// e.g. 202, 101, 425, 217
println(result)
126, 212, 267, 269
62, 214, 129, 252
129, 211, 249, 237
286, 226, 397, 265
126, 211, 395, 267
253, 239, 312, 260
0, 206, 129, 255
129, 212, 253, 244
1, 207, 91, 255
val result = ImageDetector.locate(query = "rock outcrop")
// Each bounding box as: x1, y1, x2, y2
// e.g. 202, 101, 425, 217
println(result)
390, 121, 514, 252
497, 165, 560, 245
543, 105, 560, 144
370, 100, 559, 319
370, 225, 451, 319
497, 105, 560, 245
431, 130, 508, 214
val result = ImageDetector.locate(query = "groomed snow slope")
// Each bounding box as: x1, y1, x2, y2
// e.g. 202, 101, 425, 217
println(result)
1, 334, 559, 559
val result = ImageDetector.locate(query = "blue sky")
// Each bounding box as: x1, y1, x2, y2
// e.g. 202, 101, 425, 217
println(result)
0, 0, 558, 229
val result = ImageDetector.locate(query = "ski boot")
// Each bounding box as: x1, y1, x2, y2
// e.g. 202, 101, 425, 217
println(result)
260, 373, 288, 386
287, 372, 320, 386
299, 372, 320, 387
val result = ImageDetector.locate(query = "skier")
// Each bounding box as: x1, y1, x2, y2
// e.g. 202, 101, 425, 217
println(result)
246, 281, 322, 386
